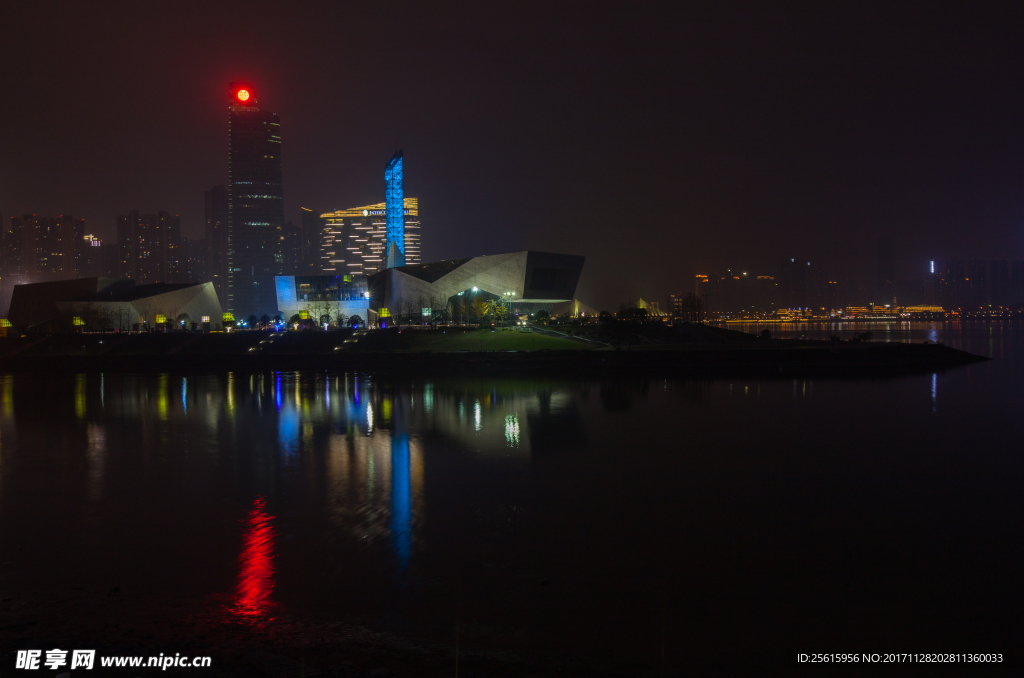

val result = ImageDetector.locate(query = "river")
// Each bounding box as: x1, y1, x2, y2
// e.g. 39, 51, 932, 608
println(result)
1, 321, 1021, 674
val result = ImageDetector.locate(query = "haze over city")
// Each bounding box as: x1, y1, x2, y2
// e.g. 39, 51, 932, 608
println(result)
3, 1, 1024, 309
5, 3, 1024, 676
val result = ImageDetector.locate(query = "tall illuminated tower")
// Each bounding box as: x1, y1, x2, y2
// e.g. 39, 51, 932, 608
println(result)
226, 82, 284, 317
384, 150, 405, 269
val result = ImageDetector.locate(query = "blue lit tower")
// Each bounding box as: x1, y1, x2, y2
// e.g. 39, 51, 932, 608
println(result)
384, 150, 405, 269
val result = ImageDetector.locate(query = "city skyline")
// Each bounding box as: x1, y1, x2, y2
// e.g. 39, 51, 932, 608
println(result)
3, 3, 1024, 309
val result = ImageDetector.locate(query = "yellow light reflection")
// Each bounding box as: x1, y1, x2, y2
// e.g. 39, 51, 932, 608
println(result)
1, 375, 13, 418
75, 374, 87, 420
157, 373, 168, 420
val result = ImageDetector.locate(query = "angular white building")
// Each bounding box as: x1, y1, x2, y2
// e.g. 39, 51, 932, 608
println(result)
8, 278, 224, 332
369, 251, 586, 322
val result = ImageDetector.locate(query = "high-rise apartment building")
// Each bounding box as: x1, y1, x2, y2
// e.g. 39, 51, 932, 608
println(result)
80, 234, 105, 278
116, 210, 181, 283
181, 237, 207, 284
205, 185, 229, 309
777, 258, 808, 309
3, 214, 84, 280
692, 271, 776, 315
669, 292, 703, 322
939, 259, 966, 310
226, 82, 284, 317
0, 214, 85, 314
281, 221, 302, 274
300, 208, 323, 275
965, 258, 988, 309
318, 199, 421, 277
755, 275, 778, 312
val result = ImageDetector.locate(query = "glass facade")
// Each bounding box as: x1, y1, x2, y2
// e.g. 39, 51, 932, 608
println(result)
292, 275, 368, 302
318, 199, 420, 277
227, 83, 284, 317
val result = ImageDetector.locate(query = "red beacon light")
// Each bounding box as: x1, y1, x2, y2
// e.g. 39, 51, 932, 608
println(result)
237, 89, 250, 102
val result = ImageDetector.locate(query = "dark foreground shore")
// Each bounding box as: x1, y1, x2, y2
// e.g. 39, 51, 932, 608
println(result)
2, 586, 626, 678
0, 330, 988, 376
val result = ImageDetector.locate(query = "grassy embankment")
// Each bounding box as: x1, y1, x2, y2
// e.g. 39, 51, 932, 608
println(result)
347, 327, 590, 352
0, 327, 588, 362
0, 325, 988, 376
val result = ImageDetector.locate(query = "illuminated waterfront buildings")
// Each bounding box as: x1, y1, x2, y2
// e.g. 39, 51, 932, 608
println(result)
205, 185, 229, 309
318, 199, 421, 277
692, 270, 778, 316
226, 82, 284, 317
370, 251, 584, 322
7, 278, 223, 332
274, 274, 371, 325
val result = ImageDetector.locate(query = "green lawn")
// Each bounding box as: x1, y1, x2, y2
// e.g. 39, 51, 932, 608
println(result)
352, 328, 591, 352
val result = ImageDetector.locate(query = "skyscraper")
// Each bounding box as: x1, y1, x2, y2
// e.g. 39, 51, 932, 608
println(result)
227, 82, 284, 317
941, 259, 966, 310
777, 257, 825, 310
966, 258, 988, 309
319, 199, 421, 276
281, 221, 302, 275
5, 214, 84, 280
205, 185, 229, 309
384, 150, 405, 269
300, 207, 324, 275
116, 210, 181, 283
181, 237, 208, 284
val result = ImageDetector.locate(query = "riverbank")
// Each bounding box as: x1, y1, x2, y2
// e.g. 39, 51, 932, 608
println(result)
0, 329, 988, 376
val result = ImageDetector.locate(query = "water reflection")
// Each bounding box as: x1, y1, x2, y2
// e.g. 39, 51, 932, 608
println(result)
86, 423, 106, 502
505, 414, 520, 447
599, 379, 650, 411
0, 350, 1019, 675
390, 433, 412, 574
278, 405, 300, 458
234, 496, 276, 624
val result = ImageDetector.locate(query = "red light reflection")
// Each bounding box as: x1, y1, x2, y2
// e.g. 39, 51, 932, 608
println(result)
233, 496, 276, 623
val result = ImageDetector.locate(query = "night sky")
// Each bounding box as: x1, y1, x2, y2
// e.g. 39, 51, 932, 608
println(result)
3, 1, 1023, 307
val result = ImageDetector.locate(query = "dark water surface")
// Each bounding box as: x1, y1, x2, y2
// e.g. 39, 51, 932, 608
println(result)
1, 322, 1022, 674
